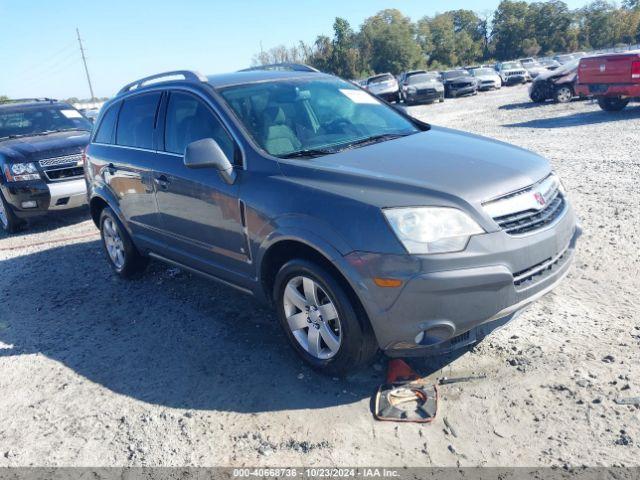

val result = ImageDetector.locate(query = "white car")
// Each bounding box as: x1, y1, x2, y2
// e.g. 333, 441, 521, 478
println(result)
365, 73, 400, 103
470, 67, 502, 91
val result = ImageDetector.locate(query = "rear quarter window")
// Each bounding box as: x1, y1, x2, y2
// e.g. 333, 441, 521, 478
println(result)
94, 102, 120, 144
116, 93, 161, 149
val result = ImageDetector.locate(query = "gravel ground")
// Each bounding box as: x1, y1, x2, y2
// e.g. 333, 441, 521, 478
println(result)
0, 85, 638, 467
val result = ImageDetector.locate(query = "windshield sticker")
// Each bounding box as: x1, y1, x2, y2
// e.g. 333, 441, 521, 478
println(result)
61, 109, 82, 119
339, 89, 380, 105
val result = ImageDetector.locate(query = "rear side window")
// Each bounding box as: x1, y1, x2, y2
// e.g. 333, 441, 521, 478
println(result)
164, 91, 235, 161
116, 93, 161, 149
94, 102, 120, 144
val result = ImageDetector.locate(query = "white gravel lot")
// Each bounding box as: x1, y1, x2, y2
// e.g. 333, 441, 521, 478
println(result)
0, 85, 638, 467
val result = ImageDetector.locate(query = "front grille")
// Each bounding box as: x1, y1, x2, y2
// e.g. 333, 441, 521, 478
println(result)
494, 194, 565, 235
485, 174, 567, 236
416, 88, 436, 95
38, 154, 84, 182
506, 70, 526, 76
452, 82, 472, 88
513, 242, 571, 288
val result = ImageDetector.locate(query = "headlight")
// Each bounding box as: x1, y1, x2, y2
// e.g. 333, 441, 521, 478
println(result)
383, 207, 484, 254
4, 162, 41, 182
406, 86, 417, 94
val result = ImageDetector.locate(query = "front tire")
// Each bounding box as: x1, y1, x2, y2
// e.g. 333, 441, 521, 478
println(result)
274, 259, 378, 375
99, 207, 148, 278
554, 85, 573, 103
0, 191, 24, 234
598, 97, 629, 112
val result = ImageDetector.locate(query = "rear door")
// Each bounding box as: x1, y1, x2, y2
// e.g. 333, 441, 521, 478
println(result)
153, 90, 249, 280
108, 92, 163, 245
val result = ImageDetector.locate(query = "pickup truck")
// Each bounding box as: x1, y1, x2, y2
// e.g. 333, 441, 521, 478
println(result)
575, 51, 640, 111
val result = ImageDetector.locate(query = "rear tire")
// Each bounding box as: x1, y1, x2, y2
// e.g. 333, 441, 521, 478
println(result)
274, 259, 378, 376
598, 97, 629, 112
99, 207, 148, 278
0, 191, 24, 234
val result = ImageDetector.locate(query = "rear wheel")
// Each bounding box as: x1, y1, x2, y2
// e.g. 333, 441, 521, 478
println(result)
274, 259, 378, 375
100, 207, 148, 278
554, 85, 573, 103
598, 97, 630, 112
0, 191, 24, 234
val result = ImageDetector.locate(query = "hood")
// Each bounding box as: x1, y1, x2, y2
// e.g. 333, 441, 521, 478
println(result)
278, 126, 551, 215
444, 75, 474, 84
474, 73, 500, 81
535, 65, 576, 82
0, 130, 90, 162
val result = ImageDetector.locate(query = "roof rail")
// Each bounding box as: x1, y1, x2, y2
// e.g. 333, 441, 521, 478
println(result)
0, 97, 58, 105
117, 70, 208, 95
238, 63, 320, 73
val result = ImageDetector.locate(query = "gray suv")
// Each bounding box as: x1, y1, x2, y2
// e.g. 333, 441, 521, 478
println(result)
85, 69, 581, 375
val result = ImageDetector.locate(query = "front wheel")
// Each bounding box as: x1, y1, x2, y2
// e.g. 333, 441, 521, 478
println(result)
274, 259, 378, 375
0, 191, 24, 234
529, 85, 546, 103
598, 97, 630, 112
100, 207, 148, 278
554, 85, 573, 103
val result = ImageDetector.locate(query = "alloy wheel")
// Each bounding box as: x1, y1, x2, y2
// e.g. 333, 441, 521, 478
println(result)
103, 217, 125, 269
283, 276, 342, 360
556, 87, 572, 103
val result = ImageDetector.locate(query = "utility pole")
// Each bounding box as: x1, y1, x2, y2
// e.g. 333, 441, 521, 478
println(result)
76, 27, 95, 102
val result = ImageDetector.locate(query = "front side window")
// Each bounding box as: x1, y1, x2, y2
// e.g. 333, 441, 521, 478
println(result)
0, 104, 92, 139
219, 78, 419, 158
116, 93, 161, 149
163, 91, 235, 161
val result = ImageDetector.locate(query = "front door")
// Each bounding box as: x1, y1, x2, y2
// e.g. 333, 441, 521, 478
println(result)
153, 90, 250, 281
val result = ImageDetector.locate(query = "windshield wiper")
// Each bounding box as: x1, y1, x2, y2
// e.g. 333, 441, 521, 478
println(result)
334, 132, 414, 152
279, 147, 337, 159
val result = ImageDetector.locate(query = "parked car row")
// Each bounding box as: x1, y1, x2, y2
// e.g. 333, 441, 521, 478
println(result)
1, 65, 581, 375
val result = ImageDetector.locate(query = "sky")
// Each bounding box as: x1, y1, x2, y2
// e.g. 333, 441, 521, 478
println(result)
0, 0, 592, 99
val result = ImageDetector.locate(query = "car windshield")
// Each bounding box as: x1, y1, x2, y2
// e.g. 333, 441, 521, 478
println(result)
501, 62, 522, 70
443, 70, 469, 79
407, 73, 438, 84
367, 74, 394, 85
0, 104, 92, 139
219, 77, 419, 158
471, 68, 494, 76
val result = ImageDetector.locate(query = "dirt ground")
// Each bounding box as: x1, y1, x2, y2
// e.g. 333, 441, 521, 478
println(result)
0, 85, 638, 467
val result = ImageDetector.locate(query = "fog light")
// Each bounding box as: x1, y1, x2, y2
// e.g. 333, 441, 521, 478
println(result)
21, 201, 37, 209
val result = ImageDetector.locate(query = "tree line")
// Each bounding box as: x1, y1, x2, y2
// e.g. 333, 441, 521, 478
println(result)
252, 0, 640, 78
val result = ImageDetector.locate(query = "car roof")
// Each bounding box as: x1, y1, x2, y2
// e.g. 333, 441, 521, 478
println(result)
206, 70, 333, 89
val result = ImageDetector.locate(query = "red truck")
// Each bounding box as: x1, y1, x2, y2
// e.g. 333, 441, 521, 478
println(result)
576, 51, 640, 111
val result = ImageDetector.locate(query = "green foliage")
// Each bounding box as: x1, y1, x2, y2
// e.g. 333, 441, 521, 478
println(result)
0, 95, 9, 104
254, 1, 640, 77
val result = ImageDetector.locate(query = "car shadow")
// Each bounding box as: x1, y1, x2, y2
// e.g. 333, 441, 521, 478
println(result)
0, 206, 92, 239
0, 240, 473, 413
499, 101, 557, 110
505, 104, 640, 128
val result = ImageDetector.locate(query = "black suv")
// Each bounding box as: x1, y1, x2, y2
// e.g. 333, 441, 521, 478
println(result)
0, 98, 92, 232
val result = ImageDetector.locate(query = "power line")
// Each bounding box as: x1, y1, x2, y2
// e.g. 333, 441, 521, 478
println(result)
76, 28, 95, 101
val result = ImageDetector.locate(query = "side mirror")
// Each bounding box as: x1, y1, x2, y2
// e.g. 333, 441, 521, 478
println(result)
184, 138, 237, 185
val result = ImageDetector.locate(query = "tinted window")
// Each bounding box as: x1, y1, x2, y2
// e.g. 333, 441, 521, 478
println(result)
164, 91, 235, 161
94, 103, 119, 144
116, 93, 161, 149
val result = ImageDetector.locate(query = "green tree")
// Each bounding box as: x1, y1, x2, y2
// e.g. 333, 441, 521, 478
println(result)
420, 13, 457, 66
359, 9, 424, 74
491, 0, 530, 59
0, 95, 9, 104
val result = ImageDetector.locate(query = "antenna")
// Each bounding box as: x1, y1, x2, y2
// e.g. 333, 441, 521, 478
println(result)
76, 28, 95, 102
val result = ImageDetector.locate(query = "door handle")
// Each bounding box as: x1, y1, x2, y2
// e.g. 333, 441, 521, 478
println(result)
106, 163, 117, 175
154, 175, 170, 189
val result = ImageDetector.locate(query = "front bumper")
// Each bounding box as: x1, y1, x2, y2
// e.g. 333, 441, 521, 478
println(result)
345, 204, 581, 356
450, 86, 477, 97
405, 89, 443, 103
1, 178, 87, 218
504, 75, 527, 85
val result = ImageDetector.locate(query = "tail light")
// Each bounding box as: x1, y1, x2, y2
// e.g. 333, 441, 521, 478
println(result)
632, 61, 640, 80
